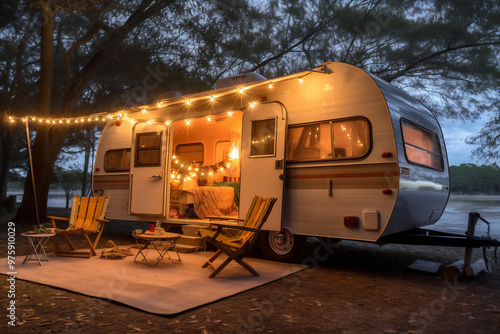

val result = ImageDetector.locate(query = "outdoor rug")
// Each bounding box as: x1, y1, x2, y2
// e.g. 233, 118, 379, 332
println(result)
1, 248, 307, 315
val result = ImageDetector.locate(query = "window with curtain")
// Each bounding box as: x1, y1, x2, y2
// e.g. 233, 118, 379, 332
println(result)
175, 142, 204, 164
104, 148, 131, 172
287, 117, 370, 161
401, 119, 443, 170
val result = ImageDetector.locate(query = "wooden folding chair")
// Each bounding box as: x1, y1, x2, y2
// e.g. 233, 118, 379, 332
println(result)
48, 196, 110, 258
199, 196, 277, 278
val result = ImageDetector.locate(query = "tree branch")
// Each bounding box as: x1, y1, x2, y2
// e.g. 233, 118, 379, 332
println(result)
248, 1, 342, 72
61, 0, 174, 113
64, 22, 101, 93
383, 41, 500, 82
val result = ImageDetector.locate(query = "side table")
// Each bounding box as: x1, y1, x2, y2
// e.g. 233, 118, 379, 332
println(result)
133, 232, 182, 266
21, 233, 55, 266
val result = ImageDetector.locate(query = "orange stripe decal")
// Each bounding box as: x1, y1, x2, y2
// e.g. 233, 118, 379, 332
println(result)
287, 172, 397, 179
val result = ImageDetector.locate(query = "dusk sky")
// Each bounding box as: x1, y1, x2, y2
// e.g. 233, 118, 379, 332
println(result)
439, 116, 489, 166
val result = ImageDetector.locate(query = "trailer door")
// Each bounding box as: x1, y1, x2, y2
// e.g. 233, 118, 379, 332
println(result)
129, 122, 168, 216
240, 102, 286, 231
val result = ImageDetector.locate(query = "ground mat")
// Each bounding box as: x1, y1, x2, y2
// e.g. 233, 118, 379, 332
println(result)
2, 249, 307, 315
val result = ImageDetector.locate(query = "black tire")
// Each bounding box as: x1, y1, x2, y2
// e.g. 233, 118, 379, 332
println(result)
259, 229, 307, 262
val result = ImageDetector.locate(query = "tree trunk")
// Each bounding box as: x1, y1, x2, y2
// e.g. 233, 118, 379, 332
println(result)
0, 127, 15, 202
13, 0, 173, 224
81, 128, 91, 196
13, 1, 55, 224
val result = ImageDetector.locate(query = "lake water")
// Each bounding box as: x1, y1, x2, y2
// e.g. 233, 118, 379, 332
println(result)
427, 195, 500, 239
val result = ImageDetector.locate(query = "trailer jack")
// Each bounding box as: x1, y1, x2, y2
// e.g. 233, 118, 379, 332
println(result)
465, 212, 498, 276
377, 212, 500, 278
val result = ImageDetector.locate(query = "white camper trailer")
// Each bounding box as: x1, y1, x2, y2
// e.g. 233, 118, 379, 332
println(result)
92, 62, 450, 261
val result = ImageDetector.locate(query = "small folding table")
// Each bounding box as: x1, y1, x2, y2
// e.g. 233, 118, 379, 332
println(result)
133, 232, 181, 266
21, 232, 55, 266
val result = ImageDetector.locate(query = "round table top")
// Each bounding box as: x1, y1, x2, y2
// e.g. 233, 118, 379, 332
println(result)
133, 232, 181, 240
20, 232, 56, 237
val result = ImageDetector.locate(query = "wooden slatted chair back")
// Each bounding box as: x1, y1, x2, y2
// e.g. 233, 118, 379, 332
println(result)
69, 196, 109, 231
230, 196, 276, 246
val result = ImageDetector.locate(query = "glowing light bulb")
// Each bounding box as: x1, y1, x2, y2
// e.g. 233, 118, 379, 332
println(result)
268, 83, 273, 89
298, 77, 304, 84
141, 109, 147, 114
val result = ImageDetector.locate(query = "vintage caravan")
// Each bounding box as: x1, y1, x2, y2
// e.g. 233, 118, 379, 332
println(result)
92, 62, 450, 261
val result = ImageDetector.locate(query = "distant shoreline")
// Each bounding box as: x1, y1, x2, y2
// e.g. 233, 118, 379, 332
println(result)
449, 194, 500, 201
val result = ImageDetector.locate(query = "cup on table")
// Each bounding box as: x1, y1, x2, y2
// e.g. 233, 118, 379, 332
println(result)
134, 229, 143, 235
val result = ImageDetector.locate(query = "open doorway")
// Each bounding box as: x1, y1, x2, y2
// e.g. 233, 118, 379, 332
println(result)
169, 111, 242, 220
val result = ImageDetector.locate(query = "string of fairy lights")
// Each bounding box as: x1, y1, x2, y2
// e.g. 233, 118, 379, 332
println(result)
5, 69, 321, 126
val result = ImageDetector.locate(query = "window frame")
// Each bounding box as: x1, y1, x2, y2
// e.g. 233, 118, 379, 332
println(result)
135, 132, 162, 167
249, 117, 277, 158
400, 118, 444, 171
104, 148, 131, 172
175, 142, 205, 164
286, 116, 372, 163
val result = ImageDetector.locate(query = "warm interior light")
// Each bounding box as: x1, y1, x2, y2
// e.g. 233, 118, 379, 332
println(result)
228, 146, 239, 160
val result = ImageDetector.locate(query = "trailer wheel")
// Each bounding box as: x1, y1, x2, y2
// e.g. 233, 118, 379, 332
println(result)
260, 229, 306, 262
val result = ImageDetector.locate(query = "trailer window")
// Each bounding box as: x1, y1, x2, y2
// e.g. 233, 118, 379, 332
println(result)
104, 148, 131, 172
135, 132, 161, 166
175, 143, 204, 164
287, 118, 370, 161
251, 118, 276, 157
401, 120, 443, 170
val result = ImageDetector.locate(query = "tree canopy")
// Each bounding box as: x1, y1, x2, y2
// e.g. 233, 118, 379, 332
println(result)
0, 0, 498, 222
